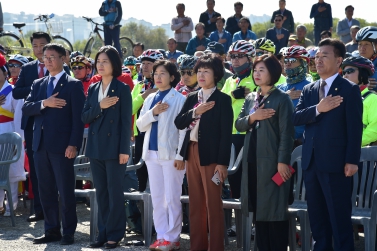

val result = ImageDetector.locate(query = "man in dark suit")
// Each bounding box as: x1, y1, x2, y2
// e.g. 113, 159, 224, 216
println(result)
293, 39, 362, 251
225, 2, 251, 36
266, 14, 290, 55
22, 43, 85, 245
12, 32, 70, 222
199, 0, 221, 37
270, 0, 294, 34
310, 0, 333, 45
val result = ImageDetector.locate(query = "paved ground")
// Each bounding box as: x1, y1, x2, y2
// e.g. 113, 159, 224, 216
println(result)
0, 200, 366, 251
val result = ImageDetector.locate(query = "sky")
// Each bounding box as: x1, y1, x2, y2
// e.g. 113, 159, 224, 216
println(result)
2, 0, 376, 26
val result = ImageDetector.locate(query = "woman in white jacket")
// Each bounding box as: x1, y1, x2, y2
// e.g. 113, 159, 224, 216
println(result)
136, 60, 186, 251
0, 55, 26, 216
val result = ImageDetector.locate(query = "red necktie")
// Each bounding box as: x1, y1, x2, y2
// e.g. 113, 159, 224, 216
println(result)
38, 63, 45, 78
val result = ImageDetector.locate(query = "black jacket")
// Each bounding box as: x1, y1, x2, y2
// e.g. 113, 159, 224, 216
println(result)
271, 9, 294, 34
225, 15, 251, 36
174, 89, 233, 166
82, 79, 132, 160
199, 11, 221, 36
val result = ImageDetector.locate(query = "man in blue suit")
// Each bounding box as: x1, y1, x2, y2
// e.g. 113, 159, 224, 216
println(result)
22, 43, 85, 245
266, 14, 290, 55
293, 39, 362, 251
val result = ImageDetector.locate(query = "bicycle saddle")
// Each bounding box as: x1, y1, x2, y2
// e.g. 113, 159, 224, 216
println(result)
13, 22, 26, 29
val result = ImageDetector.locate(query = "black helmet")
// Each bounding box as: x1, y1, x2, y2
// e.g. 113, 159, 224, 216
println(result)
341, 56, 375, 76
355, 26, 377, 43
179, 56, 198, 70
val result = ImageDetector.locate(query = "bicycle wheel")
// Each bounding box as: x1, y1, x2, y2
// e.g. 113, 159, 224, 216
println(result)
52, 35, 73, 52
119, 36, 134, 59
83, 37, 95, 58
0, 32, 25, 57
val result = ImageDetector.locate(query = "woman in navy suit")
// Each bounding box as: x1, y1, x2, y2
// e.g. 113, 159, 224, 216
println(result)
82, 46, 132, 249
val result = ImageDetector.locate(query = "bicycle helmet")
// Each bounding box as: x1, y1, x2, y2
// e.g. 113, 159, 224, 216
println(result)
179, 56, 198, 70
70, 51, 83, 59
254, 38, 276, 54
279, 47, 289, 55
9, 54, 29, 65
122, 66, 131, 74
307, 47, 318, 59
123, 56, 136, 66
229, 40, 256, 57
341, 56, 375, 76
355, 26, 377, 43
157, 49, 168, 59
140, 49, 164, 62
71, 55, 91, 67
177, 54, 190, 65
283, 45, 310, 63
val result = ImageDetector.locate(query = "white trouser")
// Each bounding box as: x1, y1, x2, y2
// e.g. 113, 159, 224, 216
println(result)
0, 181, 19, 212
145, 151, 185, 242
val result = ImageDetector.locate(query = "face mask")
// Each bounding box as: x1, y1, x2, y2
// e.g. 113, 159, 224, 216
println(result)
286, 60, 307, 84
233, 61, 250, 74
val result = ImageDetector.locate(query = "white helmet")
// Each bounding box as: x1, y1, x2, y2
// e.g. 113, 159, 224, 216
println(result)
9, 54, 29, 65
229, 40, 256, 57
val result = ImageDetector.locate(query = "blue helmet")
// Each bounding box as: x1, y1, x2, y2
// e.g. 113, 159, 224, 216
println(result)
123, 56, 136, 66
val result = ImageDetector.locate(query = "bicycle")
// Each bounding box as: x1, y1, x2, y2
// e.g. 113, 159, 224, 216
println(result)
82, 16, 134, 60
0, 14, 73, 57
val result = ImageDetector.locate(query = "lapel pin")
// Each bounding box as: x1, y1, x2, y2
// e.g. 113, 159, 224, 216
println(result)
335, 88, 338, 91
112, 90, 114, 92
60, 84, 63, 86
267, 101, 270, 103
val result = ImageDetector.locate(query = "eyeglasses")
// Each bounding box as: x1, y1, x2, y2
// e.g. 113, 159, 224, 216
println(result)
8, 63, 22, 68
274, 19, 282, 22
179, 70, 194, 76
230, 54, 248, 59
42, 56, 61, 61
72, 66, 85, 70
284, 58, 298, 64
342, 68, 356, 76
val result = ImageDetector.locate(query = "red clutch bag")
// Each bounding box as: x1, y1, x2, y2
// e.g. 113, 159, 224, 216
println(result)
272, 165, 295, 186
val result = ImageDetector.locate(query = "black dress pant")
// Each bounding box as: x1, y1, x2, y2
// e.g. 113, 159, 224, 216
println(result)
228, 134, 245, 199
134, 134, 148, 192
24, 119, 42, 213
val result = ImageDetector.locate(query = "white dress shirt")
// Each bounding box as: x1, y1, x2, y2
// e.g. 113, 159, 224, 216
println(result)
41, 70, 66, 109
316, 72, 339, 116
98, 82, 110, 102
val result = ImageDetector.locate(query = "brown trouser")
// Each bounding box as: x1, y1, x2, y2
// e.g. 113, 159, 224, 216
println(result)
186, 142, 224, 251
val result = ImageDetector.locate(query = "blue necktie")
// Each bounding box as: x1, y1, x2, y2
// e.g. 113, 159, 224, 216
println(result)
47, 77, 55, 98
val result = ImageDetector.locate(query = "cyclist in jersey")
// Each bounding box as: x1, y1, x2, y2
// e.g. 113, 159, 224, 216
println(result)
176, 55, 200, 96
71, 56, 92, 96
307, 47, 320, 81
7, 54, 28, 85
341, 56, 377, 146
355, 26, 377, 91
123, 56, 138, 80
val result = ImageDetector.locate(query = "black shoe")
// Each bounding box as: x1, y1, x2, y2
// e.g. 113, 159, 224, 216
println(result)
227, 228, 237, 237
33, 229, 62, 244
87, 241, 106, 248
60, 234, 74, 245
104, 242, 119, 249
27, 211, 44, 222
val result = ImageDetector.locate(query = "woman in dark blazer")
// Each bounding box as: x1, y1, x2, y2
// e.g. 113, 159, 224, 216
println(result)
235, 54, 294, 251
82, 46, 132, 249
174, 54, 233, 251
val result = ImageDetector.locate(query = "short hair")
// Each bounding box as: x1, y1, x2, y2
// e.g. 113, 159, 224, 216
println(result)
152, 60, 181, 88
133, 42, 144, 51
320, 30, 332, 38
252, 55, 282, 86
345, 5, 354, 11
176, 3, 185, 9
239, 17, 251, 25
234, 2, 243, 8
195, 22, 205, 30
207, 0, 215, 3
350, 25, 360, 31
216, 17, 226, 24
42, 43, 66, 57
318, 38, 346, 59
30, 32, 51, 44
296, 25, 307, 33
193, 54, 224, 83
94, 45, 122, 78
274, 14, 284, 20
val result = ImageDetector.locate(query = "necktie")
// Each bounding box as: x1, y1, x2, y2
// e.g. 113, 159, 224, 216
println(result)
47, 77, 55, 98
319, 80, 327, 101
38, 63, 45, 78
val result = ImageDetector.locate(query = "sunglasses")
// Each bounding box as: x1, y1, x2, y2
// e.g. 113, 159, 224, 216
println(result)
72, 66, 85, 70
342, 68, 356, 76
284, 58, 298, 64
256, 51, 267, 57
230, 54, 248, 59
8, 63, 22, 68
179, 70, 194, 76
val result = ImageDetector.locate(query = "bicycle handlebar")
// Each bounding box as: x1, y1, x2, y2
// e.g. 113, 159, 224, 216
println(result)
34, 14, 54, 22
82, 16, 102, 26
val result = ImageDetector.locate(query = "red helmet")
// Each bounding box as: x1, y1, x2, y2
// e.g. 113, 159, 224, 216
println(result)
283, 45, 310, 63
229, 40, 256, 57
141, 49, 164, 62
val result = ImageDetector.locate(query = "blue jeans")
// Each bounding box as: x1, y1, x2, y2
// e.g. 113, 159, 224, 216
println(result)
104, 25, 123, 59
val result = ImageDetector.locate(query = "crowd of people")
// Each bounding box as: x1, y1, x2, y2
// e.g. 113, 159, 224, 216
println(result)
1, 0, 377, 251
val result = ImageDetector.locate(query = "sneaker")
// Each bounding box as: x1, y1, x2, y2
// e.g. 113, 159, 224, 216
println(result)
156, 240, 180, 251
149, 239, 164, 250
4, 211, 10, 217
